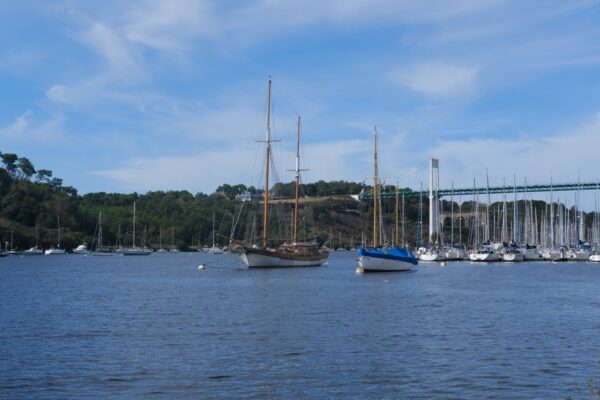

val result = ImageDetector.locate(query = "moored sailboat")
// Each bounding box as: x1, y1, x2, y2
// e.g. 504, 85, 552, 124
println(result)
92, 211, 114, 256
357, 127, 418, 272
23, 224, 43, 255
123, 202, 151, 256
237, 82, 328, 268
45, 216, 66, 255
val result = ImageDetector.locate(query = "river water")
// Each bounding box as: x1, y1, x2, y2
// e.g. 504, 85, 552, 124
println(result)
1, 252, 599, 399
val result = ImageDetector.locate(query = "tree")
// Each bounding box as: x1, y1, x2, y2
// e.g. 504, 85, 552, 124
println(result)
17, 157, 36, 180
35, 169, 53, 183
48, 178, 63, 191
1, 153, 18, 178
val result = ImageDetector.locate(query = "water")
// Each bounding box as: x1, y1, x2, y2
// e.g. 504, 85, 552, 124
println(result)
1, 253, 599, 399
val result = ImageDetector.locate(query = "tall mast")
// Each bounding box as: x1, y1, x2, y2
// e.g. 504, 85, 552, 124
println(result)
293, 116, 302, 244
212, 212, 216, 247
133, 201, 136, 248
395, 182, 399, 247
98, 212, 103, 248
373, 127, 378, 247
451, 181, 454, 244
262, 78, 272, 248
57, 216, 61, 248
513, 174, 518, 244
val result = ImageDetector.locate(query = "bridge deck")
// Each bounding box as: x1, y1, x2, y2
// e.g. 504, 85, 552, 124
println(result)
359, 182, 600, 200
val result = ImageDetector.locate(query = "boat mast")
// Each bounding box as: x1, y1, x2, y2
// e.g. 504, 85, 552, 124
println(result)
373, 127, 378, 247
133, 202, 136, 248
98, 212, 103, 248
262, 78, 272, 249
57, 216, 61, 248
395, 182, 399, 247
212, 213, 216, 247
292, 115, 304, 244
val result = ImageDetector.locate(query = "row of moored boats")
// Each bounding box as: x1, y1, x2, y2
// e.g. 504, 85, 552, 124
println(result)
417, 243, 600, 262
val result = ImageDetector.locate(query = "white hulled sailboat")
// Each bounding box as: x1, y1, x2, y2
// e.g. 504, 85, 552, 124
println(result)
123, 202, 151, 256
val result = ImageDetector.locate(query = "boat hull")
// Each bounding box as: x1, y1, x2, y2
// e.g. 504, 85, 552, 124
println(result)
502, 253, 524, 262
566, 250, 590, 261
420, 252, 443, 262
123, 250, 152, 256
45, 249, 66, 255
589, 254, 600, 262
92, 251, 114, 256
469, 252, 500, 262
523, 251, 541, 261
358, 247, 418, 272
358, 256, 415, 271
240, 247, 328, 268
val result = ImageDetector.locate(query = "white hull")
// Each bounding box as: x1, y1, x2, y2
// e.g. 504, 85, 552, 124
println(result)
445, 249, 466, 261
542, 250, 560, 260
92, 251, 114, 256
72, 244, 90, 254
469, 252, 501, 262
502, 253, 524, 262
241, 252, 327, 268
23, 247, 43, 255
208, 246, 224, 255
420, 252, 443, 262
523, 250, 542, 261
45, 248, 66, 255
589, 254, 600, 262
566, 250, 590, 261
358, 255, 414, 271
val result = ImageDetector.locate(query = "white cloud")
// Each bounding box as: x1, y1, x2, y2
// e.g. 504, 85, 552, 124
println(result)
92, 136, 371, 193
388, 62, 480, 98
0, 110, 66, 142
425, 111, 600, 189
13, 110, 33, 131
123, 0, 215, 51
46, 85, 67, 102
82, 22, 141, 75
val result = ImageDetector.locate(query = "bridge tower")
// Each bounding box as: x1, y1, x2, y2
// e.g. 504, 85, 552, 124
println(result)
429, 158, 440, 243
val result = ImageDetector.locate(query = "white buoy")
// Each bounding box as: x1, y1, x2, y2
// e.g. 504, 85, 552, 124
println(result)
440, 261, 447, 267
355, 266, 364, 274
198, 264, 206, 270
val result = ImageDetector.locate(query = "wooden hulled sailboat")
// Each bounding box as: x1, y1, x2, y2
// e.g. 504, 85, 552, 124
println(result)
238, 80, 328, 268
357, 128, 418, 272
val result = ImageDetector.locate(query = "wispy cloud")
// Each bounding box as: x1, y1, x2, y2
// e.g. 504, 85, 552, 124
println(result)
426, 111, 600, 188
0, 110, 66, 142
388, 62, 480, 98
123, 0, 216, 51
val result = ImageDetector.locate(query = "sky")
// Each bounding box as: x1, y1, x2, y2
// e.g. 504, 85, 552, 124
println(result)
2, 0, 600, 203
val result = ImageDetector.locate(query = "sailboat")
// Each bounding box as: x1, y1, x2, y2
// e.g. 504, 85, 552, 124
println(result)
123, 202, 152, 256
236, 83, 328, 267
357, 128, 418, 272
169, 226, 180, 253
8, 227, 20, 255
23, 224, 44, 255
156, 227, 168, 253
208, 213, 224, 254
45, 216, 66, 255
92, 211, 114, 256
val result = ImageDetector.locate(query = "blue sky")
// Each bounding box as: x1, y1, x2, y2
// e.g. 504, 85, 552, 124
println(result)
2, 1, 600, 200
